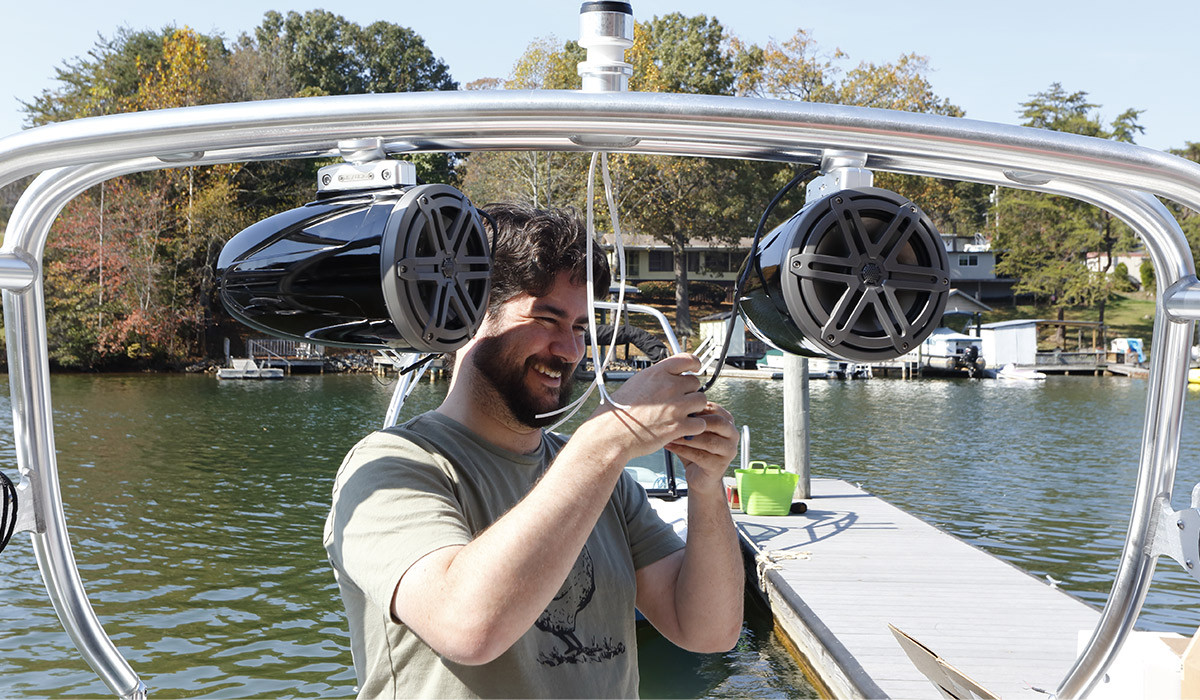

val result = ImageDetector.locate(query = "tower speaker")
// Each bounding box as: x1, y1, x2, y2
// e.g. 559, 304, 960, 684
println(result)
740, 187, 950, 362
218, 175, 491, 352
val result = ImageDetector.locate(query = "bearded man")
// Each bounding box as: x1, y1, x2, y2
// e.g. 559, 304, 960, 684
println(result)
324, 203, 744, 698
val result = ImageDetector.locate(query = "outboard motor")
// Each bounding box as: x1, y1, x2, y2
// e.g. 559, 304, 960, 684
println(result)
739, 186, 950, 362
217, 150, 491, 352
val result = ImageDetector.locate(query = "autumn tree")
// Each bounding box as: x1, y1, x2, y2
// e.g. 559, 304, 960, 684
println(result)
23, 27, 171, 125
459, 38, 590, 209
24, 15, 459, 368
736, 30, 988, 236
34, 28, 238, 367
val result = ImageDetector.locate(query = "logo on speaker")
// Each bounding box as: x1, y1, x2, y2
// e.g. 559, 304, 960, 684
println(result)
859, 262, 884, 286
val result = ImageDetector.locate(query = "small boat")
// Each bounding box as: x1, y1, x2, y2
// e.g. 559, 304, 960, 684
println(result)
995, 363, 1047, 381
905, 327, 988, 377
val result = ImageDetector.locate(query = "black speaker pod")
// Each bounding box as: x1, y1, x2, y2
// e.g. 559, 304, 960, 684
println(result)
740, 187, 949, 362
217, 184, 491, 352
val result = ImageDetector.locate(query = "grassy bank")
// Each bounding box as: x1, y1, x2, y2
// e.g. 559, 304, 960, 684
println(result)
980, 292, 1158, 352
609, 290, 1162, 356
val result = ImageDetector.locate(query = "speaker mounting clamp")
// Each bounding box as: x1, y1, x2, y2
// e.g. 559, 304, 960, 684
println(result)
807, 150, 873, 202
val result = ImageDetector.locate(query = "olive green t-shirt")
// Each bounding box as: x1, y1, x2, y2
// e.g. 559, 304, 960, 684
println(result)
323, 411, 685, 699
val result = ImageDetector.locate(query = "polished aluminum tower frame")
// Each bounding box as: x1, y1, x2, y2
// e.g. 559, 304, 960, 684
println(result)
3, 90, 1200, 699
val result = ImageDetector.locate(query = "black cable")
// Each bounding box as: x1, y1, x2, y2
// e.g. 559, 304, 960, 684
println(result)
0, 469, 17, 555
701, 165, 821, 392
399, 353, 441, 375
479, 208, 499, 258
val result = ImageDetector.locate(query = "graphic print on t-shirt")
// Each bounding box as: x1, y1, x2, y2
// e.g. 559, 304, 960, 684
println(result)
535, 545, 626, 665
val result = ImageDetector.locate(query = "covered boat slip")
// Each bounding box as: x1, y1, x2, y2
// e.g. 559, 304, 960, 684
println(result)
736, 478, 1135, 699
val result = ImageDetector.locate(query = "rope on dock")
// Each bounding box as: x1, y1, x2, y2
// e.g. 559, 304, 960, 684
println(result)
755, 549, 811, 591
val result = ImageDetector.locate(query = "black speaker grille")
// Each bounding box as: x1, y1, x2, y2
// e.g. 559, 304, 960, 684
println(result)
780, 188, 949, 361
380, 184, 492, 353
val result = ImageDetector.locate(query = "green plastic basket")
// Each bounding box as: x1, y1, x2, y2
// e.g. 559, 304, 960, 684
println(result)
735, 461, 798, 516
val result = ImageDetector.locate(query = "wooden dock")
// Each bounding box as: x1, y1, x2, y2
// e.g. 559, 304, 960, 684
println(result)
734, 478, 1103, 699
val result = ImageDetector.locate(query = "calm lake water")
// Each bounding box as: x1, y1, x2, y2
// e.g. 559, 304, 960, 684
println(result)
0, 371, 1198, 698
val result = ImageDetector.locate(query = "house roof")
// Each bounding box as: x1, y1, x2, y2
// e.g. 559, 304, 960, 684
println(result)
944, 290, 993, 313
601, 233, 757, 249
979, 319, 1040, 330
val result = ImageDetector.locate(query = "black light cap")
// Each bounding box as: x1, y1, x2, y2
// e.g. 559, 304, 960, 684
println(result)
581, 2, 632, 14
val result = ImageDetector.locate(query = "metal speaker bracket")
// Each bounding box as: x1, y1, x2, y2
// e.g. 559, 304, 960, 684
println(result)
1153, 483, 1200, 583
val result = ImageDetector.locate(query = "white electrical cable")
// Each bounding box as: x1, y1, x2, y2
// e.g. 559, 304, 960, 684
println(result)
539, 151, 631, 430
599, 155, 628, 372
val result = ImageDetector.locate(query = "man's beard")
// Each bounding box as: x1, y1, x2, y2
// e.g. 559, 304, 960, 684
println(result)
470, 334, 577, 429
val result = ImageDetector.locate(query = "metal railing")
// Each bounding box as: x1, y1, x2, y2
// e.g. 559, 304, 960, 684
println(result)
1037, 350, 1107, 367
247, 338, 324, 361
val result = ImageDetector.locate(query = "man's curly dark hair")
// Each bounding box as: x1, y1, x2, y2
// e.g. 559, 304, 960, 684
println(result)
482, 203, 612, 314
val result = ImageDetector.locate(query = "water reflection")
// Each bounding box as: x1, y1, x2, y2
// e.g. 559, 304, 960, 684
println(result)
0, 374, 813, 699
1, 372, 1198, 698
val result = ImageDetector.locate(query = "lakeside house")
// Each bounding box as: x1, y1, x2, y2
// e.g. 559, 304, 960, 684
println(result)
603, 231, 1015, 304
601, 233, 749, 289
1086, 250, 1149, 288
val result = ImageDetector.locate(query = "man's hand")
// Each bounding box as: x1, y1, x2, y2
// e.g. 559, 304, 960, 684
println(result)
584, 353, 710, 463
664, 401, 738, 492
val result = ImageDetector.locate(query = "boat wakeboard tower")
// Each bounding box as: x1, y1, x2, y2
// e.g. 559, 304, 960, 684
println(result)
215, 1, 951, 370
4, 1, 1200, 699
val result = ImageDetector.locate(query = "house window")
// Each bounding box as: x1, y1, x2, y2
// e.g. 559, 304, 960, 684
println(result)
626, 252, 639, 276
958, 254, 978, 267
706, 251, 732, 272
687, 252, 700, 273
648, 250, 672, 272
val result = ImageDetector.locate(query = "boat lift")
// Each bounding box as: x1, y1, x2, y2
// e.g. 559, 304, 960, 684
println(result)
5, 9, 1200, 700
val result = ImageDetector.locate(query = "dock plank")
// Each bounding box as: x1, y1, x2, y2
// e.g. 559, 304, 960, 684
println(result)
736, 478, 1100, 699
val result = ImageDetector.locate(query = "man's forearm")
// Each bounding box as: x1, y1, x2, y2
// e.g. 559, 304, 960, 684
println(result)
673, 479, 745, 650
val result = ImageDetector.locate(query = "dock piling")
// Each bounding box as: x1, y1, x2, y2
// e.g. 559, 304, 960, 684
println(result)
784, 353, 811, 499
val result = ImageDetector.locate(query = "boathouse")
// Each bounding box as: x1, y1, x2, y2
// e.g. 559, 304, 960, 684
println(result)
978, 319, 1109, 374
978, 319, 1039, 367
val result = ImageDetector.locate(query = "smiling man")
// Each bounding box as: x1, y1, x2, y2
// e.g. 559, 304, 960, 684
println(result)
324, 203, 744, 699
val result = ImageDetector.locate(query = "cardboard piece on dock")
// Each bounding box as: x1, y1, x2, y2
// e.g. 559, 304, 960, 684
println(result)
1182, 625, 1200, 699
889, 625, 1000, 700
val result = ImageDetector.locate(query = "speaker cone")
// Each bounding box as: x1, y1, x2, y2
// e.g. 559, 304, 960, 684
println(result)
740, 187, 949, 362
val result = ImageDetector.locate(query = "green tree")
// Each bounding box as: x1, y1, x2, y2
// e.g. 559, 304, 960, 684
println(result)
994, 84, 1143, 338
1140, 260, 1156, 293
1112, 262, 1136, 292
643, 13, 734, 95
1166, 142, 1200, 264
248, 10, 459, 185
251, 10, 456, 96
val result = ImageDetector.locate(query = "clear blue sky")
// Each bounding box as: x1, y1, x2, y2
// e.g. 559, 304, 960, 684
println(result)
4, 1, 1196, 152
